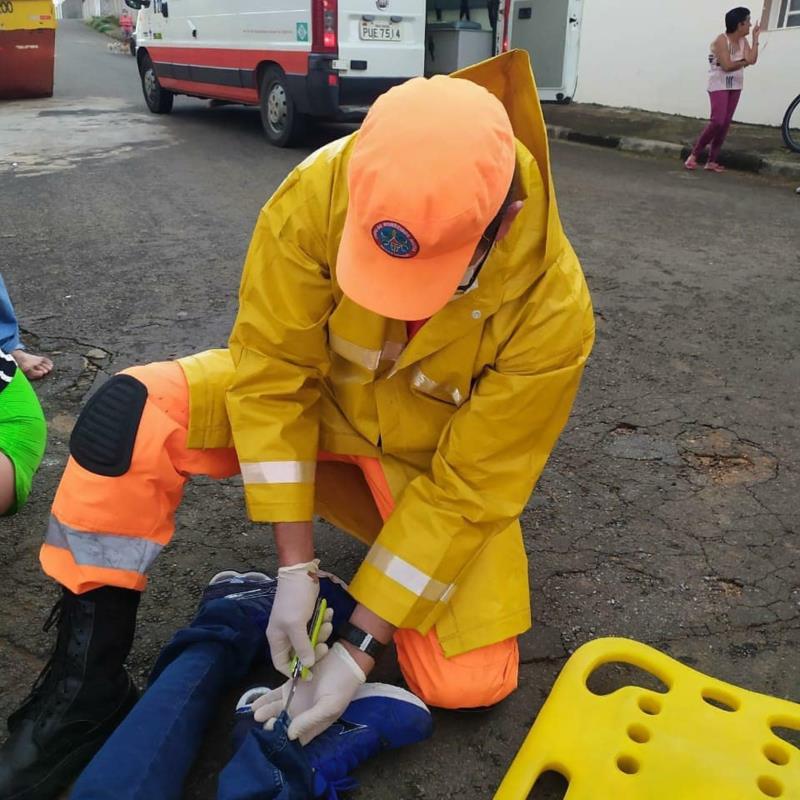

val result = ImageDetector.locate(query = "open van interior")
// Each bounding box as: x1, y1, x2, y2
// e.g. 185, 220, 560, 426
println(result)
423, 0, 502, 76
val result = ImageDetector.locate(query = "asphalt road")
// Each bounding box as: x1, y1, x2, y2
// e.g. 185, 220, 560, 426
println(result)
1, 19, 799, 800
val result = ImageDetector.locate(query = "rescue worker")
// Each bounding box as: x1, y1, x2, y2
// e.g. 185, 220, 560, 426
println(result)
0, 50, 594, 799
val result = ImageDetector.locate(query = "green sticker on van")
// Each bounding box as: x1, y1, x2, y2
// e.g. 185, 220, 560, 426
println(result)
296, 21, 308, 41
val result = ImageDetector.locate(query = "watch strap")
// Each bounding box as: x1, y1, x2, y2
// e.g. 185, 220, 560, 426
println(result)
339, 621, 386, 660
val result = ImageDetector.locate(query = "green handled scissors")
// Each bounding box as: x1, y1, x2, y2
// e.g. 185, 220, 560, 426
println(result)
283, 597, 328, 717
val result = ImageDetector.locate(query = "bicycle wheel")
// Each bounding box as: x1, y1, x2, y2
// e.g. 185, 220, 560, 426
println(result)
782, 93, 800, 153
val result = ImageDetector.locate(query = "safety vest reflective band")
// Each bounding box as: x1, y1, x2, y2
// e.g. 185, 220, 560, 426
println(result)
45, 515, 163, 573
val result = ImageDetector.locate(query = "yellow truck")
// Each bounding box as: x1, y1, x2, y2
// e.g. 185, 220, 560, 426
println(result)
0, 0, 57, 98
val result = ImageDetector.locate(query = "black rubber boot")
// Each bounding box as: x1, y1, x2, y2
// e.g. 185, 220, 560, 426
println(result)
0, 586, 140, 800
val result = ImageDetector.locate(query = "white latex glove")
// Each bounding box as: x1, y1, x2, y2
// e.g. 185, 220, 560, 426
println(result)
253, 642, 366, 745
266, 559, 321, 677
239, 608, 334, 711
249, 671, 317, 723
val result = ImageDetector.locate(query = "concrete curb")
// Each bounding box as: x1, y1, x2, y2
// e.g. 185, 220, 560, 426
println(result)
546, 123, 800, 181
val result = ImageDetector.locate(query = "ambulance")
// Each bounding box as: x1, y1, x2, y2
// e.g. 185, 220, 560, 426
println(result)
124, 0, 582, 146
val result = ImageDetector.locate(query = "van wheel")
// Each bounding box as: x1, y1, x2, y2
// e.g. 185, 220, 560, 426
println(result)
139, 53, 174, 114
259, 67, 306, 147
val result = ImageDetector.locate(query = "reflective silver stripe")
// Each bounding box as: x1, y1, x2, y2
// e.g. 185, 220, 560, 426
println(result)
45, 516, 162, 574
381, 341, 404, 363
410, 366, 465, 407
240, 460, 316, 485
329, 334, 405, 371
330, 333, 382, 370
440, 583, 457, 603
411, 367, 438, 394
365, 543, 454, 603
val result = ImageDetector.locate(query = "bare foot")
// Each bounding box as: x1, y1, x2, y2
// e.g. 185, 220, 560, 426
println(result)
11, 349, 54, 380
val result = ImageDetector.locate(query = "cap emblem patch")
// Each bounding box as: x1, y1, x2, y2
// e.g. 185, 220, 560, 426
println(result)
371, 221, 420, 259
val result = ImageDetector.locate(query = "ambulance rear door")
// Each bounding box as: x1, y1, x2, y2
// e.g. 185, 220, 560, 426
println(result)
501, 0, 582, 101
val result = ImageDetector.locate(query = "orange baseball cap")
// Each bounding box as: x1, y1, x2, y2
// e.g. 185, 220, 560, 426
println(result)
336, 75, 516, 320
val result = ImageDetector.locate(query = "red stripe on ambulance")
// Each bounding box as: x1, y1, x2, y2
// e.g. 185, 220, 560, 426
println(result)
158, 77, 259, 104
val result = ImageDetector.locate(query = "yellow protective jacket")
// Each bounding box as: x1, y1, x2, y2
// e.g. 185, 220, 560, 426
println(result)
179, 50, 595, 658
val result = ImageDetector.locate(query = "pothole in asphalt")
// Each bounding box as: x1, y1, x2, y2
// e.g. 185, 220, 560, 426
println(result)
678, 428, 777, 486
703, 575, 744, 596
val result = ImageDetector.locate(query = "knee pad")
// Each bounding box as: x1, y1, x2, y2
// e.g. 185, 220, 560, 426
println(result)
70, 374, 148, 477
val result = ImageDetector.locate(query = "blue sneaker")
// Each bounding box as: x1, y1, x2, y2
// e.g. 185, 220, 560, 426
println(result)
232, 685, 273, 752
202, 570, 276, 603
233, 683, 433, 798
200, 571, 278, 631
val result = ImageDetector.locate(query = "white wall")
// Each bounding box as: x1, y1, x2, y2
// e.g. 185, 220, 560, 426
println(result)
82, 0, 126, 18
60, 0, 83, 18
573, 0, 800, 126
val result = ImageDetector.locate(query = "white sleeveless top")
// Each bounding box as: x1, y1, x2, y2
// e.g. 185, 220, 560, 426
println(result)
708, 35, 745, 92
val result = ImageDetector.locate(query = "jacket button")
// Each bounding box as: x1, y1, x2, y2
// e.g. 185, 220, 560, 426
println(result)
471, 309, 481, 320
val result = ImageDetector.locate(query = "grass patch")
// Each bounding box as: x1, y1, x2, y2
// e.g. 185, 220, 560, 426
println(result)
85, 15, 124, 39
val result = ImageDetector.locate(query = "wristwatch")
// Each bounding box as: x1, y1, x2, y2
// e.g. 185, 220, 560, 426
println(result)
338, 621, 386, 660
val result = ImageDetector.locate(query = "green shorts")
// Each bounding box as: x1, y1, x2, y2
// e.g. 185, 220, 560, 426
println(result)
0, 369, 47, 515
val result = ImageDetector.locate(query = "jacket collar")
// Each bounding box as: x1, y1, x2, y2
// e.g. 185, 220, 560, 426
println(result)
391, 50, 569, 373
454, 49, 569, 302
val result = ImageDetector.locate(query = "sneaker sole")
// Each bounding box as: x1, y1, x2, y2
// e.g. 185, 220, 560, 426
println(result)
236, 686, 272, 710
208, 570, 271, 585
352, 682, 430, 713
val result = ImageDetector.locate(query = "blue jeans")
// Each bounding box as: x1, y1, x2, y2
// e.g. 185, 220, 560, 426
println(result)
217, 713, 314, 800
0, 274, 22, 353
70, 578, 355, 800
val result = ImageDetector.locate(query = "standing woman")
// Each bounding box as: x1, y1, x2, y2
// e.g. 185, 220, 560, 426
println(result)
685, 7, 760, 173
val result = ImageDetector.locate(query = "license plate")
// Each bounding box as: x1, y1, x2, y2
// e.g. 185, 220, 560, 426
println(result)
359, 20, 401, 41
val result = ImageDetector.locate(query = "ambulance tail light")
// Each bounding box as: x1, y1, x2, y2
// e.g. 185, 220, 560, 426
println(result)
312, 0, 338, 55
500, 0, 511, 51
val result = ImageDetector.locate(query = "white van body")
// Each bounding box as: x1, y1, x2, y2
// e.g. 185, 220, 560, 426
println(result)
132, 0, 427, 142
129, 0, 581, 144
